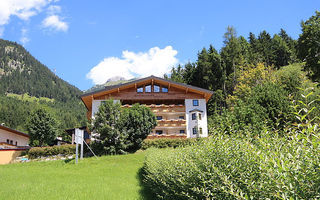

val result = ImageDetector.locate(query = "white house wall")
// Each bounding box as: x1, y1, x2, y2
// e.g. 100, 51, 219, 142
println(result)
0, 129, 29, 146
185, 99, 208, 138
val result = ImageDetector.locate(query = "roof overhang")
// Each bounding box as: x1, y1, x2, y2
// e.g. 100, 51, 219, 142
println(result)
0, 125, 29, 138
81, 75, 214, 110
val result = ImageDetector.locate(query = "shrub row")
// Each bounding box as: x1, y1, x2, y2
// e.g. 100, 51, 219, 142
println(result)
28, 145, 76, 159
141, 138, 200, 150
143, 133, 320, 199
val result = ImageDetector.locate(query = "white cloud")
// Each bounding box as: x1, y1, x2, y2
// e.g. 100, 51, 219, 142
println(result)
47, 5, 61, 15
42, 15, 68, 32
0, 0, 51, 26
87, 46, 179, 85
20, 28, 30, 45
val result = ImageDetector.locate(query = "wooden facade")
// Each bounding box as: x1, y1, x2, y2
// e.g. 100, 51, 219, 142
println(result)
81, 76, 213, 139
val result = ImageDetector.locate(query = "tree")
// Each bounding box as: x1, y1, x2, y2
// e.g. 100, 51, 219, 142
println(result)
167, 64, 185, 83
272, 34, 291, 68
90, 100, 127, 155
122, 104, 157, 152
220, 26, 241, 86
279, 28, 298, 63
257, 30, 274, 66
297, 11, 320, 81
27, 108, 58, 147
193, 48, 212, 89
231, 63, 274, 102
89, 100, 157, 155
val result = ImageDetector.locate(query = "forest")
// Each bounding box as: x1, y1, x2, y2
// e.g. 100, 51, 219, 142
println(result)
165, 11, 320, 135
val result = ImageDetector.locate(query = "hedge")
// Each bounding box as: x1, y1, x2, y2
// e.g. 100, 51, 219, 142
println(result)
143, 133, 320, 199
28, 145, 76, 159
141, 138, 201, 150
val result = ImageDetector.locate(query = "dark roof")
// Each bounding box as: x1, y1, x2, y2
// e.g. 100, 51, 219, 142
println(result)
0, 124, 29, 138
189, 109, 204, 113
81, 75, 213, 97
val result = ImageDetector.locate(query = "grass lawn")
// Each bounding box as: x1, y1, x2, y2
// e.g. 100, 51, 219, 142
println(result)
0, 152, 154, 200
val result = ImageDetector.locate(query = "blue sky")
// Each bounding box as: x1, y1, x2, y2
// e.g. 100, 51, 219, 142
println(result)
0, 0, 319, 90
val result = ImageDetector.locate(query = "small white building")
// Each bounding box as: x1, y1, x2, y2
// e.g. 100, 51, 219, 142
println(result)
0, 124, 29, 148
0, 124, 29, 164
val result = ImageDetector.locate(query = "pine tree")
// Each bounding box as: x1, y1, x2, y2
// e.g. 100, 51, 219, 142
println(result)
297, 11, 320, 81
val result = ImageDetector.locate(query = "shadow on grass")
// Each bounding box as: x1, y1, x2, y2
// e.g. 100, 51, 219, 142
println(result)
137, 167, 157, 200
63, 158, 74, 164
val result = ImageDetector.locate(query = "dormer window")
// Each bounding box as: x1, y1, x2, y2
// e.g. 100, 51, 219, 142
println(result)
162, 87, 168, 93
136, 84, 169, 93
145, 85, 152, 93
137, 87, 143, 93
154, 85, 160, 92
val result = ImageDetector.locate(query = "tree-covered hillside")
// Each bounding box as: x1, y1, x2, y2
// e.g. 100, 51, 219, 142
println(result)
0, 39, 82, 102
0, 39, 86, 136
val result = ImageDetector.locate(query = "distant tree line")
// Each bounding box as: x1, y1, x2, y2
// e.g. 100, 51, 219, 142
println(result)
0, 95, 87, 141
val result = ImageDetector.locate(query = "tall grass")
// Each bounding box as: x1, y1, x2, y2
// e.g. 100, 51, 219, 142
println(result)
143, 132, 320, 199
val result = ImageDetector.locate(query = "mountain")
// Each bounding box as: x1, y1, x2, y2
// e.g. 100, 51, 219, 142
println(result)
0, 39, 86, 135
85, 76, 138, 93
0, 39, 81, 102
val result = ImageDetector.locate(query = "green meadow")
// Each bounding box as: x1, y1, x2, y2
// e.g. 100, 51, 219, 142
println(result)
0, 152, 153, 200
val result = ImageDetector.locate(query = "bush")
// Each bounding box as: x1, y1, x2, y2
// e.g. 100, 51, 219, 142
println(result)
28, 145, 76, 159
209, 82, 293, 136
141, 138, 199, 150
143, 133, 320, 199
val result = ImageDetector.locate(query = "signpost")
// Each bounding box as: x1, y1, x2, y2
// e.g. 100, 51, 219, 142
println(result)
75, 128, 84, 164
74, 128, 98, 164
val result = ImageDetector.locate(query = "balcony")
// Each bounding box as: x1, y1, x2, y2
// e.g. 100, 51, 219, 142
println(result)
156, 119, 186, 128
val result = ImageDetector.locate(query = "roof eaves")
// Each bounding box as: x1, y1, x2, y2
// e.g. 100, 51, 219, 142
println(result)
81, 75, 213, 98
0, 125, 29, 138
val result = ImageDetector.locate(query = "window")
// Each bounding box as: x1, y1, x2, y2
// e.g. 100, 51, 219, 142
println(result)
145, 85, 151, 93
156, 116, 163, 120
162, 87, 168, 93
192, 127, 198, 135
156, 130, 163, 135
10, 140, 13, 145
137, 87, 143, 93
199, 128, 203, 135
180, 130, 185, 134
179, 116, 185, 119
192, 113, 196, 120
198, 113, 202, 120
154, 85, 160, 92
15, 141, 17, 146
6, 139, 9, 144
193, 99, 199, 106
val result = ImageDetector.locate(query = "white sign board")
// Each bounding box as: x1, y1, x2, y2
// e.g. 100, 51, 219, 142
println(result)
75, 129, 84, 144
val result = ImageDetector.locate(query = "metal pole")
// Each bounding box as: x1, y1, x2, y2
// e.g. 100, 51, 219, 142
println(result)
80, 137, 84, 159
75, 142, 78, 164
